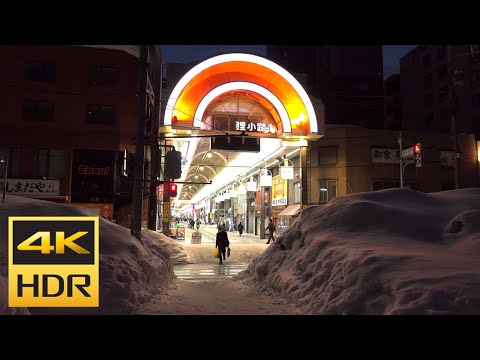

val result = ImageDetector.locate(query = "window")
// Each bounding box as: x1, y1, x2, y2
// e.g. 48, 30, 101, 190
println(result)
86, 104, 116, 124
422, 54, 431, 67
437, 45, 447, 59
294, 182, 301, 203
438, 86, 449, 103
439, 109, 450, 133
22, 99, 54, 122
0, 148, 22, 178
472, 70, 480, 87
472, 93, 480, 108
425, 112, 434, 129
437, 63, 448, 81
88, 65, 118, 86
318, 147, 338, 165
319, 179, 337, 202
424, 93, 433, 106
36, 149, 66, 179
26, 61, 56, 83
424, 73, 432, 89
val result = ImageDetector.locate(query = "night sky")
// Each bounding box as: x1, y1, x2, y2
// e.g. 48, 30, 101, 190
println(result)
160, 45, 417, 79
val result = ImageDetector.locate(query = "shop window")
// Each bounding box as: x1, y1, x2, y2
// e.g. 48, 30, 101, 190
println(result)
36, 149, 66, 179
319, 179, 337, 202
0, 148, 22, 178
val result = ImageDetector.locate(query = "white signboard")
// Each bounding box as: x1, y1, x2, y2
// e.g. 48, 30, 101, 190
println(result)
280, 166, 294, 180
1, 178, 60, 196
371, 148, 402, 164
272, 197, 287, 206
401, 147, 414, 158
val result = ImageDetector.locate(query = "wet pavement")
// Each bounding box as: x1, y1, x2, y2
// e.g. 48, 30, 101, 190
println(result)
174, 262, 249, 282
169, 224, 268, 281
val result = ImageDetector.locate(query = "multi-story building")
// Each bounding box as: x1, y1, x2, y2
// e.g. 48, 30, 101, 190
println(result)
400, 45, 480, 134
309, 126, 479, 200
384, 74, 401, 130
267, 45, 385, 128
0, 45, 152, 225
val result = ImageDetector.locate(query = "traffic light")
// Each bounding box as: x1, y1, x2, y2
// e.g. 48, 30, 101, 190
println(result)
169, 182, 178, 197
165, 149, 182, 179
414, 143, 422, 167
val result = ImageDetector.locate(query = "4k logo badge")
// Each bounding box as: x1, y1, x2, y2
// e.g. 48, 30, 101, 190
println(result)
9, 217, 99, 307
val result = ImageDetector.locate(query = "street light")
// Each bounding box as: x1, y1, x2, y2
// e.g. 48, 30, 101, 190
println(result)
1, 157, 7, 202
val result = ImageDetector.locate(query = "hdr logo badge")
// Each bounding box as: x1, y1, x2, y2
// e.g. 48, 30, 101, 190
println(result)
8, 217, 99, 308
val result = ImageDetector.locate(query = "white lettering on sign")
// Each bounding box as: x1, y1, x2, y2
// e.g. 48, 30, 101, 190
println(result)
235, 121, 275, 134
401, 147, 414, 158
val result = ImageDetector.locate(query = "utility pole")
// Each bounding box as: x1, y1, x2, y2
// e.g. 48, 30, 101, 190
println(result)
131, 45, 149, 241
448, 45, 460, 189
398, 131, 403, 188
148, 46, 162, 231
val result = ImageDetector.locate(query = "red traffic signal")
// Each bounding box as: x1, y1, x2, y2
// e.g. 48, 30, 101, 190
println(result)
414, 143, 421, 154
169, 182, 177, 197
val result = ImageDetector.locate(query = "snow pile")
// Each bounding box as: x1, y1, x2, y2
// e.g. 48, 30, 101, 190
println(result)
0, 195, 175, 315
241, 188, 480, 315
142, 230, 191, 264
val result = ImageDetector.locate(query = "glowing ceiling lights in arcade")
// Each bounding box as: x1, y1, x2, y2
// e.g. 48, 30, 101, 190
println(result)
163, 53, 319, 138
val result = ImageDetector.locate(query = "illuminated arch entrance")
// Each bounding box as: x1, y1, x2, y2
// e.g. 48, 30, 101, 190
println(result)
163, 53, 321, 139
161, 53, 325, 206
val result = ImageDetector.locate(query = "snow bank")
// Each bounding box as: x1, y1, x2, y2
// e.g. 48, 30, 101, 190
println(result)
241, 188, 480, 314
0, 195, 175, 315
142, 230, 191, 264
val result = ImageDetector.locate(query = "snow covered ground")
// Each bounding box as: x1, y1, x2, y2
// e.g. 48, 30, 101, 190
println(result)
4, 187, 480, 315
241, 188, 480, 315
0, 195, 177, 315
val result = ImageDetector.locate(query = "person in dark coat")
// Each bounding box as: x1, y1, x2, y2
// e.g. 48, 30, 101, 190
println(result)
265, 218, 276, 244
215, 225, 230, 264
237, 222, 244, 236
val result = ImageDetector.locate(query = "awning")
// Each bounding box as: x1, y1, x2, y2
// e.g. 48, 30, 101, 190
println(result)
277, 204, 301, 218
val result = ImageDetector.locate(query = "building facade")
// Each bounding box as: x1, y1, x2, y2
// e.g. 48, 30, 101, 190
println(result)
308, 126, 479, 200
267, 45, 385, 128
0, 45, 152, 224
400, 45, 480, 134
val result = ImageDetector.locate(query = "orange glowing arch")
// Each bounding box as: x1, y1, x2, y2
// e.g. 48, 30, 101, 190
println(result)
163, 53, 318, 135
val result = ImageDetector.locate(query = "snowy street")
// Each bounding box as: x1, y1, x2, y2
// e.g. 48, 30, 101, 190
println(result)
135, 276, 301, 315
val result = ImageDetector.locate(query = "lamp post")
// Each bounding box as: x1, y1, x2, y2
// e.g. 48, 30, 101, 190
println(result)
1, 157, 7, 202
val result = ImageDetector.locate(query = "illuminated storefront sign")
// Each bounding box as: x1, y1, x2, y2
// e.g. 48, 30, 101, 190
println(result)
272, 175, 288, 207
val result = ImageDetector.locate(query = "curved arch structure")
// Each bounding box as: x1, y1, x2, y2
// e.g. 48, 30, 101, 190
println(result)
194, 81, 291, 132
163, 53, 318, 136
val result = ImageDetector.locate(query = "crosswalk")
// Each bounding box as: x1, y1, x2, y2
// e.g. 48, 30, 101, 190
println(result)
174, 262, 249, 282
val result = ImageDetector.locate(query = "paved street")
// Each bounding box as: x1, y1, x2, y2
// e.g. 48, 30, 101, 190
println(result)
176, 223, 269, 245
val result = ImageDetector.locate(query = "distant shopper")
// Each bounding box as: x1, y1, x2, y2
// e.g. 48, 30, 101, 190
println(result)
190, 218, 195, 230
195, 219, 201, 230
215, 226, 230, 264
265, 219, 276, 244
237, 222, 244, 236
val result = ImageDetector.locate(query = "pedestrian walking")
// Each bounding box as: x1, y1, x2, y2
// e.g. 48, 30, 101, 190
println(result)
215, 225, 230, 264
237, 221, 244, 236
265, 218, 276, 244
